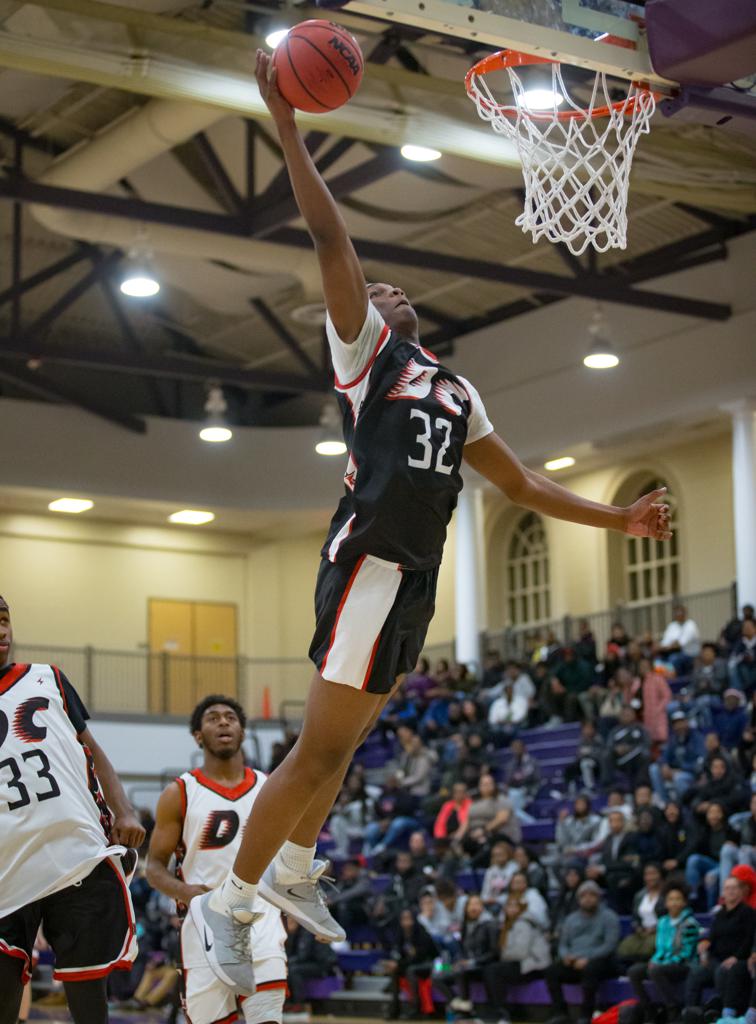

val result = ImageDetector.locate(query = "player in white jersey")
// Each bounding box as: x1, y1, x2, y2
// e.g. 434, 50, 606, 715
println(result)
0, 594, 145, 1024
147, 694, 287, 1024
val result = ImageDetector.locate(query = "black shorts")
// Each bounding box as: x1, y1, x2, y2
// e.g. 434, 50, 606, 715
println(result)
309, 554, 438, 694
0, 856, 136, 984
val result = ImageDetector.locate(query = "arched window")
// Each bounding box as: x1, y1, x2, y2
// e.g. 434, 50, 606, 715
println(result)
624, 477, 680, 604
506, 511, 551, 627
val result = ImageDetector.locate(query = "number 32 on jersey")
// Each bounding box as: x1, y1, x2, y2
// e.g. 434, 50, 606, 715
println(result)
408, 409, 454, 475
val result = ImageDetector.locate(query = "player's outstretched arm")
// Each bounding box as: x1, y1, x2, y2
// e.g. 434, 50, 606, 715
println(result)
146, 783, 209, 905
464, 432, 672, 540
80, 726, 146, 847
255, 49, 367, 344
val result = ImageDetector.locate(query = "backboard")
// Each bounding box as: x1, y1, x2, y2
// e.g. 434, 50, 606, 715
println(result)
339, 0, 676, 88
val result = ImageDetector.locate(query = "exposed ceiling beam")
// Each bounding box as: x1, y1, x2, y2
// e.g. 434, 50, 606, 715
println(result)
0, 248, 90, 308
257, 131, 330, 208
193, 131, 245, 215
250, 299, 321, 377
0, 363, 146, 434
0, 344, 328, 395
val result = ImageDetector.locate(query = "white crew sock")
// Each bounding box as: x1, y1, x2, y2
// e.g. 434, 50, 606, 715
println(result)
211, 871, 258, 922
276, 840, 316, 879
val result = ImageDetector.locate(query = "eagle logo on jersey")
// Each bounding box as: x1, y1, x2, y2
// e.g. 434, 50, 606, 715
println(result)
386, 359, 438, 401
433, 378, 469, 417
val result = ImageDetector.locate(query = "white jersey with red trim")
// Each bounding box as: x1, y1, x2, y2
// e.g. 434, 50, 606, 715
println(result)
177, 767, 286, 971
0, 664, 122, 917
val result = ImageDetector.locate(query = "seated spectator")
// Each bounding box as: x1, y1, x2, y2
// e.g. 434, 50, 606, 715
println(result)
574, 619, 598, 666
432, 658, 454, 693
685, 875, 756, 1014
531, 629, 563, 668
508, 869, 549, 929
481, 840, 519, 910
721, 604, 756, 656
459, 697, 488, 742
397, 729, 438, 797
285, 917, 338, 1018
713, 689, 750, 753
387, 850, 428, 909
417, 888, 455, 955
553, 646, 594, 720
659, 603, 702, 677
433, 782, 472, 841
685, 753, 748, 821
404, 657, 436, 711
383, 907, 439, 1020
691, 642, 729, 700
483, 894, 552, 1023
501, 738, 541, 816
458, 773, 521, 863
328, 772, 377, 857
633, 782, 665, 828
452, 662, 477, 695
659, 801, 690, 874
551, 862, 585, 940
720, 792, 756, 884
703, 729, 736, 775
433, 894, 499, 1017
556, 795, 604, 858
618, 862, 665, 963
328, 859, 372, 931
544, 880, 621, 1024
564, 722, 605, 793
637, 656, 673, 746
683, 801, 740, 908
480, 659, 538, 722
488, 679, 528, 743
586, 808, 640, 914
408, 830, 436, 877
636, 809, 665, 865
602, 704, 651, 789
730, 618, 756, 695
435, 877, 467, 935
513, 844, 548, 895
650, 712, 705, 803
627, 880, 699, 1021
363, 773, 420, 856
479, 650, 505, 696
379, 685, 419, 740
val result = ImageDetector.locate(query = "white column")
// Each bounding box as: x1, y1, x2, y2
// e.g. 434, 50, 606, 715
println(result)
455, 484, 486, 669
728, 399, 756, 607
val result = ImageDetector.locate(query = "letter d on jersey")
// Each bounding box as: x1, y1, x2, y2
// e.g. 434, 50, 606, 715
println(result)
199, 810, 240, 850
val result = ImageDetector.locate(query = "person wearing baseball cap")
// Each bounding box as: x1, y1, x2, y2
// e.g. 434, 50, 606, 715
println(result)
544, 878, 621, 1024
650, 711, 705, 803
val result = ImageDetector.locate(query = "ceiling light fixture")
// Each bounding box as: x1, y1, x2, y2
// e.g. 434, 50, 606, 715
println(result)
544, 456, 576, 472
265, 27, 289, 48
583, 306, 620, 369
401, 144, 442, 162
316, 401, 347, 457
48, 497, 94, 514
520, 87, 564, 111
120, 240, 160, 298
168, 510, 215, 525
200, 383, 233, 443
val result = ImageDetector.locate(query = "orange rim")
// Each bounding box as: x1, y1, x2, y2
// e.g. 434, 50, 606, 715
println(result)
464, 49, 658, 121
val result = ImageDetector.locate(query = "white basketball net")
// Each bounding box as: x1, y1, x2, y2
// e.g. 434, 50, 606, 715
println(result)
467, 60, 656, 255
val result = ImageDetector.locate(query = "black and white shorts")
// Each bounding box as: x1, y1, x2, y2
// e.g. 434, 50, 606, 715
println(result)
309, 554, 438, 694
0, 856, 137, 984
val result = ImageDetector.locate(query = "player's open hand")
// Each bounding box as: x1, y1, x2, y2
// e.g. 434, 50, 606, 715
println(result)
112, 811, 147, 848
624, 487, 672, 541
255, 49, 295, 125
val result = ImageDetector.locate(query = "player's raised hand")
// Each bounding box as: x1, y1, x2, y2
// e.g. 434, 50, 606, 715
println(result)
624, 487, 672, 541
112, 810, 147, 848
255, 49, 294, 125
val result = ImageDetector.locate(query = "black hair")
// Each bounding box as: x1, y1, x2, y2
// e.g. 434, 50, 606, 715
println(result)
661, 875, 689, 900
189, 694, 246, 735
0, 595, 8, 609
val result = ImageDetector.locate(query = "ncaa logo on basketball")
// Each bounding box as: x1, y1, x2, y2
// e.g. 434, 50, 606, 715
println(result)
328, 35, 359, 76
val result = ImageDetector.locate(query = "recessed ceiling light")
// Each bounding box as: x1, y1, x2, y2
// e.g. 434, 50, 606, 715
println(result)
168, 510, 215, 525
265, 28, 289, 48
401, 144, 442, 162
544, 457, 576, 472
48, 497, 94, 514
120, 273, 160, 298
520, 88, 564, 111
583, 348, 620, 369
199, 426, 233, 444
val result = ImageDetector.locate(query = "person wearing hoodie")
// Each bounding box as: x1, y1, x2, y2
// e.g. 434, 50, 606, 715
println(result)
383, 907, 440, 1020
685, 755, 749, 821
551, 863, 585, 942
682, 802, 740, 908
627, 881, 700, 1021
433, 894, 499, 1016
544, 880, 621, 1024
483, 895, 551, 1022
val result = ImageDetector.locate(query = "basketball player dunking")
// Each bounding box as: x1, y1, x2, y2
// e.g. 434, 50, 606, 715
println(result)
147, 696, 287, 1024
192, 50, 672, 994
0, 594, 145, 1024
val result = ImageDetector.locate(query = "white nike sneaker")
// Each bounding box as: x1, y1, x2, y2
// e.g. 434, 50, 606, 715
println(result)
189, 891, 258, 995
259, 858, 346, 942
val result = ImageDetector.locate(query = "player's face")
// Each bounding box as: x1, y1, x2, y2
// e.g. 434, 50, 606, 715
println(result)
197, 704, 244, 759
0, 602, 11, 667
367, 282, 418, 337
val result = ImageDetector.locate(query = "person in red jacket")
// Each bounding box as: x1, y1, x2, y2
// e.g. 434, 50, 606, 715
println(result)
434, 782, 472, 840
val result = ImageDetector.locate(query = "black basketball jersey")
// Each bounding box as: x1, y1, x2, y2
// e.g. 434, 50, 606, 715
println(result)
323, 307, 492, 571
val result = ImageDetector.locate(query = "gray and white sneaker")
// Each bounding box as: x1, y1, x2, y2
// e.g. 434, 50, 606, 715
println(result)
259, 858, 346, 942
189, 890, 258, 995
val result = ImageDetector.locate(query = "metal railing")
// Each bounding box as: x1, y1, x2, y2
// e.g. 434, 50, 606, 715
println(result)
14, 584, 736, 715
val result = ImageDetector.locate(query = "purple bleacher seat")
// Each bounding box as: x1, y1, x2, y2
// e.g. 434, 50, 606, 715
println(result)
338, 949, 383, 972
370, 874, 391, 894
346, 923, 381, 944
455, 869, 485, 892
521, 820, 556, 842
304, 976, 344, 999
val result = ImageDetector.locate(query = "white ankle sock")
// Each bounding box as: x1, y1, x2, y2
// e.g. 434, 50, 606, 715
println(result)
212, 872, 258, 922
277, 840, 316, 878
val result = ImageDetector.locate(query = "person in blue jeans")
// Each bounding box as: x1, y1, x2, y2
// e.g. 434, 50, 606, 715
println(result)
683, 802, 740, 908
650, 712, 706, 802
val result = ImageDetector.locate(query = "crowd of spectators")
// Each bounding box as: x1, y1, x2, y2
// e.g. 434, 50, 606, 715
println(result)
317, 602, 756, 1024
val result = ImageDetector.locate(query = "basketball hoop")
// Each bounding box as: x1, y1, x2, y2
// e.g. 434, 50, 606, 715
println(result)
465, 51, 659, 255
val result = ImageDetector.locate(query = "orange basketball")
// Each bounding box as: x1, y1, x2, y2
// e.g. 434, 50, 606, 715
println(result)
272, 20, 364, 114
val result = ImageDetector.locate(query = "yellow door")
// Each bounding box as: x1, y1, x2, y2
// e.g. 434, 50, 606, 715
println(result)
193, 602, 238, 703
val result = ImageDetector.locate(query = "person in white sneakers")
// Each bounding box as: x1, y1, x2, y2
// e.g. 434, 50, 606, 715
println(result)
147, 695, 287, 1022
